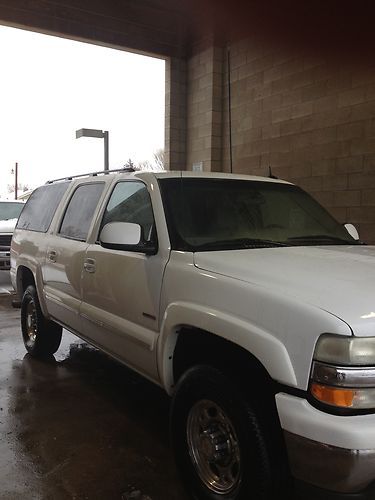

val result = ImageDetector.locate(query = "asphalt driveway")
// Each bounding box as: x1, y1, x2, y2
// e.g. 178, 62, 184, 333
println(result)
0, 292, 188, 500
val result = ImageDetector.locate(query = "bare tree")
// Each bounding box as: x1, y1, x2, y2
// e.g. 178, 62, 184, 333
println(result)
7, 183, 30, 194
123, 158, 136, 169
153, 148, 164, 170
124, 149, 165, 172
136, 160, 154, 171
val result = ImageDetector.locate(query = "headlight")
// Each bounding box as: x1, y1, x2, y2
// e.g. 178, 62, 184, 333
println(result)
310, 334, 375, 410
314, 334, 375, 365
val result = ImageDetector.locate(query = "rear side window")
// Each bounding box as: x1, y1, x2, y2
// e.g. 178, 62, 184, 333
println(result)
17, 182, 70, 232
60, 183, 104, 241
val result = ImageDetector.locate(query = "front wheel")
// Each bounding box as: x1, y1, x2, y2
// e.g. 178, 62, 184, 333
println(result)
21, 285, 62, 357
170, 365, 289, 500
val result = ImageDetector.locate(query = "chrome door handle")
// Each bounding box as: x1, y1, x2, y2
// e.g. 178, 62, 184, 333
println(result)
48, 250, 57, 263
83, 258, 96, 273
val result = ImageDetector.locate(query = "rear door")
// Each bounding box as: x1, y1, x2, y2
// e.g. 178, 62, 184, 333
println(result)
43, 181, 105, 332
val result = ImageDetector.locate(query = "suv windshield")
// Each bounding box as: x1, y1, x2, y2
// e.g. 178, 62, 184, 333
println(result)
0, 202, 24, 221
159, 178, 358, 251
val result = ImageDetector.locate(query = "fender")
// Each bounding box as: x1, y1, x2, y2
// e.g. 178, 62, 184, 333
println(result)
16, 258, 49, 318
158, 301, 297, 395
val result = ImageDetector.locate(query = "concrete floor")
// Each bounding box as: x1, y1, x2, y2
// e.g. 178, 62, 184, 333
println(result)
0, 291, 188, 500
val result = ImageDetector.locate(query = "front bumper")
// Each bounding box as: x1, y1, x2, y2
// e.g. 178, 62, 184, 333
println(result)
0, 251, 10, 270
276, 393, 375, 495
286, 431, 375, 495
295, 478, 375, 499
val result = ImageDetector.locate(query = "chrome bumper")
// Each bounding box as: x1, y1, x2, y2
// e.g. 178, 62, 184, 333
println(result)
0, 251, 10, 270
284, 430, 375, 494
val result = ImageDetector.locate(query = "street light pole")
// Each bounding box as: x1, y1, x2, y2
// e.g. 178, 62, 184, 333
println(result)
103, 131, 109, 171
15, 162, 18, 200
11, 163, 18, 199
75, 128, 109, 171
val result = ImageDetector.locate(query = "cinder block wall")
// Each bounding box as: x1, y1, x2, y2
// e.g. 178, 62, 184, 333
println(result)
165, 57, 187, 170
221, 38, 375, 243
186, 44, 223, 172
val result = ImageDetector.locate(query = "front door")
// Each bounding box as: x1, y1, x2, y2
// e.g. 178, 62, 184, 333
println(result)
80, 180, 169, 382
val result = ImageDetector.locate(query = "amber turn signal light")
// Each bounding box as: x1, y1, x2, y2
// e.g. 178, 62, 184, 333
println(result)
310, 382, 355, 408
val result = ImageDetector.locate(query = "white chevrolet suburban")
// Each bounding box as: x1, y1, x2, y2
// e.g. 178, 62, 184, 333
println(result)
10, 169, 375, 500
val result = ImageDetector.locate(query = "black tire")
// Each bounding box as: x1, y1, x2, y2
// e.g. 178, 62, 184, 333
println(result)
21, 284, 62, 357
170, 365, 290, 500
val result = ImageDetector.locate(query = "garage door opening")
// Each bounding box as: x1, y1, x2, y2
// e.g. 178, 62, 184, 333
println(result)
0, 25, 165, 198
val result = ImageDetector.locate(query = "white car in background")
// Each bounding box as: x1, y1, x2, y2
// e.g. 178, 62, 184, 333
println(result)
0, 200, 24, 270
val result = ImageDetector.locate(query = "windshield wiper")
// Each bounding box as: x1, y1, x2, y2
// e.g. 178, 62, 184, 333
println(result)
287, 234, 359, 245
194, 238, 287, 251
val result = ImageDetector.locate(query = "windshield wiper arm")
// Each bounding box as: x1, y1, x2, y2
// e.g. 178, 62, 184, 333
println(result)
195, 238, 287, 251
287, 234, 358, 244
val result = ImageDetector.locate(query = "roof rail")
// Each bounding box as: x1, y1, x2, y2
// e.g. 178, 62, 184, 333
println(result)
45, 167, 135, 184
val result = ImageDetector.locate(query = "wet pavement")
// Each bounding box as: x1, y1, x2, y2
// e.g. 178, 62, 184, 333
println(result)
0, 294, 188, 500
0, 270, 13, 295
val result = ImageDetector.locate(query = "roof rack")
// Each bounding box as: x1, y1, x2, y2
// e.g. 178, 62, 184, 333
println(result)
45, 167, 135, 184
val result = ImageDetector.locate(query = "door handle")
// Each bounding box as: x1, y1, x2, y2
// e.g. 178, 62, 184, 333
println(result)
48, 250, 57, 263
83, 258, 96, 273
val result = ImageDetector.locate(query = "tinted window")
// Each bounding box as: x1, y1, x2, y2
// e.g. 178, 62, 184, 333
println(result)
159, 178, 356, 251
17, 182, 70, 232
60, 183, 104, 241
101, 181, 155, 242
0, 202, 24, 221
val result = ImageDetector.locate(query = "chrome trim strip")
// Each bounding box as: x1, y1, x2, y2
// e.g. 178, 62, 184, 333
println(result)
80, 312, 151, 350
142, 312, 156, 321
44, 292, 79, 315
312, 361, 375, 388
80, 312, 104, 328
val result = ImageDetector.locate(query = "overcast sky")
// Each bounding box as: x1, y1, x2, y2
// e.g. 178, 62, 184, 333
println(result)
0, 25, 165, 198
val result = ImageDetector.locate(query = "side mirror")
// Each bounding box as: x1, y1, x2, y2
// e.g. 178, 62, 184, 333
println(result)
344, 223, 359, 241
100, 222, 157, 255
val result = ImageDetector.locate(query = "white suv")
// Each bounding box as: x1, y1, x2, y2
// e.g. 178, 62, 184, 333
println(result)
10, 169, 375, 500
0, 199, 24, 270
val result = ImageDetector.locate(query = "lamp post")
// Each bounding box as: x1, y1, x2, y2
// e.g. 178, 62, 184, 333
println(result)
75, 128, 109, 171
11, 162, 18, 199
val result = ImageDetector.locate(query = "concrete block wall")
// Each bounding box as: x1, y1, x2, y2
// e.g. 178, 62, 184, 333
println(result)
220, 39, 375, 243
165, 57, 187, 170
186, 45, 224, 172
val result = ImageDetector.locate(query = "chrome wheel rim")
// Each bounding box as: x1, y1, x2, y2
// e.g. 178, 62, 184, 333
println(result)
25, 300, 37, 344
187, 399, 241, 495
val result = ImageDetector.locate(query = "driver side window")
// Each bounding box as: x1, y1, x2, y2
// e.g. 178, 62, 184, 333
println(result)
100, 181, 156, 242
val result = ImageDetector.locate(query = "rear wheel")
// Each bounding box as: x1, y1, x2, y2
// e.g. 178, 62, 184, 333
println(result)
21, 285, 62, 357
170, 365, 290, 500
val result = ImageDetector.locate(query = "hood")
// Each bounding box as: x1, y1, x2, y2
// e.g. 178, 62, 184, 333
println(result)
194, 245, 375, 336
0, 218, 17, 232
